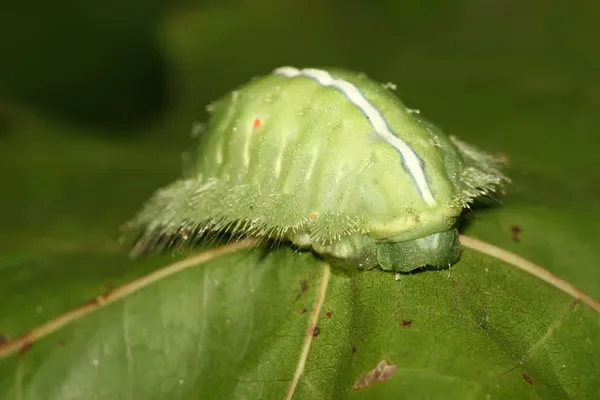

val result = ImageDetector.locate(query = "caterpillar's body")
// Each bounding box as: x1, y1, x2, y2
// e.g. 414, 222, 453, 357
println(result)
128, 66, 507, 271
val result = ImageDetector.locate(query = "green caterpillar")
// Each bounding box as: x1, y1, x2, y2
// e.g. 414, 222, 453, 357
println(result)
127, 66, 507, 272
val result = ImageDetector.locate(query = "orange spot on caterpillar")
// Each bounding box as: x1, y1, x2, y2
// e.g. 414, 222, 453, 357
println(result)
253, 118, 263, 128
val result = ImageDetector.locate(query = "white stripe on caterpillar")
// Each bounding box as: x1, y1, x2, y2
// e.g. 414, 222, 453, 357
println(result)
274, 66, 436, 207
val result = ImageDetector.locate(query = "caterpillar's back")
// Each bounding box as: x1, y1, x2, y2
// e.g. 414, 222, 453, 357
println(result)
127, 66, 507, 272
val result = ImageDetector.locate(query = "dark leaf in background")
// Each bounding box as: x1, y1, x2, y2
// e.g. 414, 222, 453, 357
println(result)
0, 0, 170, 131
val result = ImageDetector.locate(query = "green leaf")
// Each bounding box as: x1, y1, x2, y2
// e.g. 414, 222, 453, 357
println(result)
2, 1, 600, 399
1, 120, 599, 399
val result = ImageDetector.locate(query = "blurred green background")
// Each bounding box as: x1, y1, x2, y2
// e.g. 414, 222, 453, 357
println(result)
2, 0, 598, 133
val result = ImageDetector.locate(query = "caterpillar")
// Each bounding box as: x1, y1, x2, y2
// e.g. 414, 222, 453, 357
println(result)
126, 66, 508, 272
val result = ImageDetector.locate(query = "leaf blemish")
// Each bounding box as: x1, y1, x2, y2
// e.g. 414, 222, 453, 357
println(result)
102, 284, 114, 301
301, 307, 308, 314
522, 373, 534, 385
326, 311, 333, 319
400, 319, 413, 328
85, 297, 102, 307
352, 345, 357, 355
353, 360, 397, 390
312, 326, 321, 337
19, 341, 32, 356
0, 335, 6, 345
295, 279, 309, 300
510, 225, 522, 243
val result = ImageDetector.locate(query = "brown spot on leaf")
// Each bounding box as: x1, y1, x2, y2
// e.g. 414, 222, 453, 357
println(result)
85, 297, 103, 307
301, 307, 308, 314
20, 342, 32, 356
312, 326, 321, 337
353, 360, 397, 390
352, 345, 357, 355
101, 284, 114, 301
0, 334, 7, 345
510, 225, 522, 243
295, 279, 309, 300
400, 319, 412, 328
523, 373, 534, 385
326, 311, 333, 319
569, 299, 579, 309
